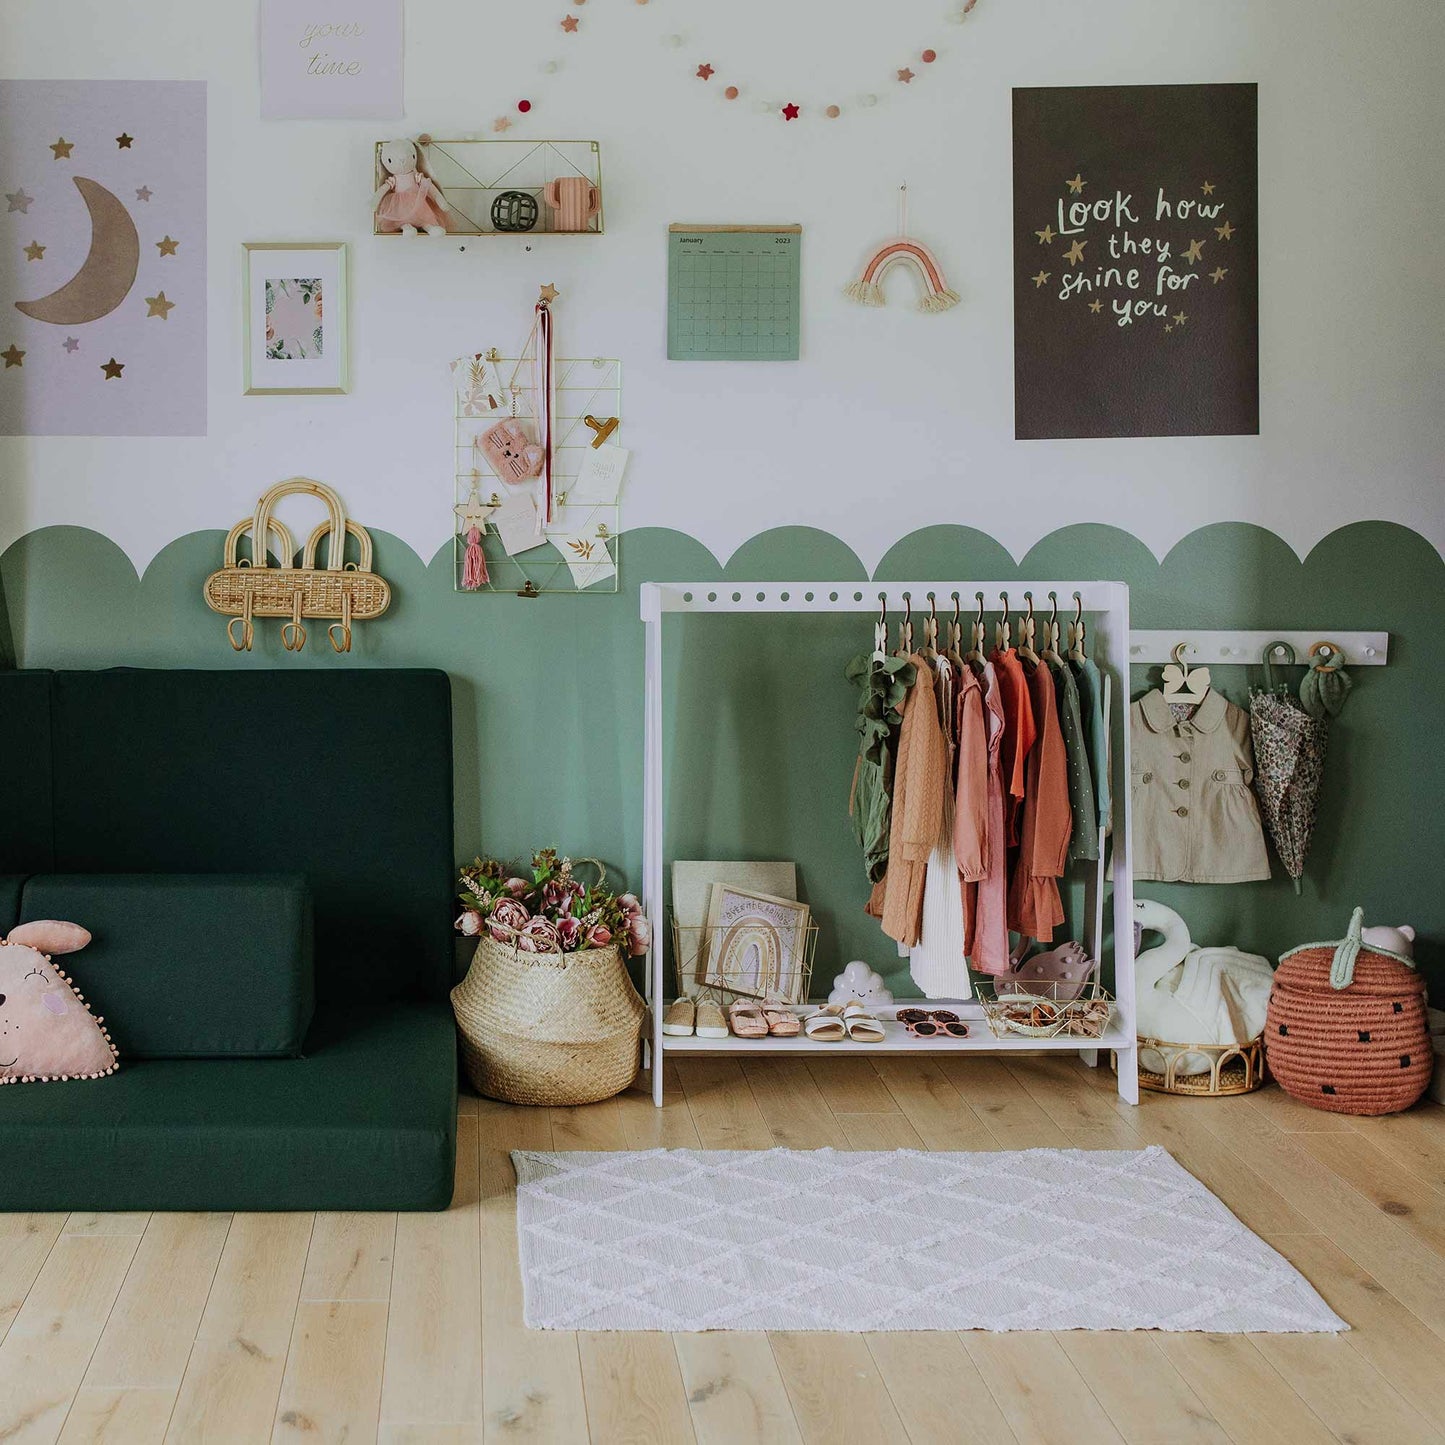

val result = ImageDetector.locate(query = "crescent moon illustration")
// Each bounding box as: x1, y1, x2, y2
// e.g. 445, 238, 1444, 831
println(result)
14, 176, 139, 326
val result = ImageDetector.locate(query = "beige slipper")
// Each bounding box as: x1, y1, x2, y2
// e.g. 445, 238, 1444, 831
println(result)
695, 1000, 729, 1039
662, 998, 696, 1036
728, 999, 769, 1039
803, 1003, 847, 1042
842, 1003, 886, 1044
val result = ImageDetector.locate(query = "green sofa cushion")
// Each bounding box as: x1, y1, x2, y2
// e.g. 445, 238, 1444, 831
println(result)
0, 1000, 457, 1212
0, 672, 54, 874
0, 876, 23, 936
20, 874, 314, 1059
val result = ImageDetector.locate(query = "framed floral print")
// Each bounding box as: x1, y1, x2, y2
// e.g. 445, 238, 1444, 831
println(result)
243, 242, 349, 395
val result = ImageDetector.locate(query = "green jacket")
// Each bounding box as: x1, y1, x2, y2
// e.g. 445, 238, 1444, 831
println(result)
846, 652, 916, 883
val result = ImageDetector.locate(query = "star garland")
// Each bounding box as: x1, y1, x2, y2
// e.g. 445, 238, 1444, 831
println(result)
491, 0, 981, 132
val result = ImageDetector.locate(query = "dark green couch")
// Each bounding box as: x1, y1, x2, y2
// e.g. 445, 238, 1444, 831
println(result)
0, 668, 458, 1211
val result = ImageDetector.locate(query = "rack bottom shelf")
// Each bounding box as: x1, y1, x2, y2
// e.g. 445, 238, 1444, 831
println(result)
659, 1020, 1135, 1055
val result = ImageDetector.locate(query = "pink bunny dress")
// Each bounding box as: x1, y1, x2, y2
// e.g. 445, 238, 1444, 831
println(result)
376, 170, 454, 232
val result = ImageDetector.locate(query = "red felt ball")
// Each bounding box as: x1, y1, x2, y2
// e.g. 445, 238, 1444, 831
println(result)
922, 48, 937, 62
517, 99, 532, 113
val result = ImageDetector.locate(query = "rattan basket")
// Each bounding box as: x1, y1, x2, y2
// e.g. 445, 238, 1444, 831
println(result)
450, 934, 646, 1106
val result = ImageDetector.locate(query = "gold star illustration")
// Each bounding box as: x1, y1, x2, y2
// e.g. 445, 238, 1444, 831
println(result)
135, 185, 153, 202
1065, 173, 1086, 194
101, 357, 124, 380
1201, 181, 1215, 195
1163, 324, 1173, 333
1215, 220, 1235, 240
1031, 270, 1051, 288
1182, 238, 1205, 264
1063, 238, 1086, 265
2, 344, 24, 368
62, 336, 80, 353
145, 291, 175, 320
49, 137, 74, 159
6, 188, 34, 214
1035, 224, 1055, 244
1173, 311, 1188, 327
156, 235, 179, 256
116, 133, 134, 149
1209, 266, 1228, 284
1088, 298, 1103, 314
538, 282, 559, 303
23, 240, 45, 261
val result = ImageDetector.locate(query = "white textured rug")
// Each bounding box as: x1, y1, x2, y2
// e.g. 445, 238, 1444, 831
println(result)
511, 1146, 1346, 1333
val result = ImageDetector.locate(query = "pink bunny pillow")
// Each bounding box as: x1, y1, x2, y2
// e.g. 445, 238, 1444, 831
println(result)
478, 420, 545, 486
0, 920, 118, 1085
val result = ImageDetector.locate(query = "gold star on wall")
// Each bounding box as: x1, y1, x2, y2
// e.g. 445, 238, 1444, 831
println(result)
145, 291, 175, 319
897, 68, 915, 83
1088, 299, 1103, 314
101, 356, 124, 379
49, 137, 74, 159
1035, 225, 1055, 244
1201, 181, 1215, 195
1173, 311, 1188, 327
538, 283, 559, 303
1163, 324, 1173, 334
1063, 238, 1086, 265
23, 240, 45, 261
2, 344, 24, 368
1031, 270, 1051, 288
1182, 238, 1205, 264
1215, 220, 1235, 240
156, 235, 179, 256
116, 133, 134, 149
1209, 266, 1228, 284
1065, 173, 1086, 194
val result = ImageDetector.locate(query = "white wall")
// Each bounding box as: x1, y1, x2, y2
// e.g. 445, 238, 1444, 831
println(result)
2, 0, 1442, 571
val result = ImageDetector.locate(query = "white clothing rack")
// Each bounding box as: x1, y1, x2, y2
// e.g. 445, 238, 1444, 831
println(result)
640, 581, 1140, 1107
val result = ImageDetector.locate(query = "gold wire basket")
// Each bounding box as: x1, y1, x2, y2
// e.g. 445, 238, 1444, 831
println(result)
978, 976, 1115, 1041
1128, 1036, 1268, 1096
669, 912, 818, 1006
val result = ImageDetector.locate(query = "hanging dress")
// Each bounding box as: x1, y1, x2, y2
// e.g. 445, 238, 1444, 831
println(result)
966, 661, 1011, 975
1051, 657, 1098, 862
1006, 661, 1073, 942
990, 647, 1035, 845
911, 655, 972, 1000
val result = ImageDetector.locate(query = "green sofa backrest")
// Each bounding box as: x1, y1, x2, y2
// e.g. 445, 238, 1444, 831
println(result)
0, 668, 454, 1003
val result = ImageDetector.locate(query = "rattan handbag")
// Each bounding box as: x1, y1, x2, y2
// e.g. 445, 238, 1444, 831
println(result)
451, 934, 646, 1106
204, 478, 391, 653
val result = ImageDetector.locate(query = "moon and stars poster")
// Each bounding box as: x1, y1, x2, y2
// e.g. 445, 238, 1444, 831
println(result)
1013, 83, 1258, 440
0, 80, 206, 436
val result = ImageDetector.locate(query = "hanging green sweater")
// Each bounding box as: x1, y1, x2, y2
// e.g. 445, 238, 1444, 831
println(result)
846, 652, 917, 883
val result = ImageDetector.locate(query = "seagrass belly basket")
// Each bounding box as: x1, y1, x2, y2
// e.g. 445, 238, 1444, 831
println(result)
1265, 907, 1431, 1116
205, 478, 390, 653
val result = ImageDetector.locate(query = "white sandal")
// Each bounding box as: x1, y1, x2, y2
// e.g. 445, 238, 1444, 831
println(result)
803, 1003, 847, 1042
842, 1002, 886, 1044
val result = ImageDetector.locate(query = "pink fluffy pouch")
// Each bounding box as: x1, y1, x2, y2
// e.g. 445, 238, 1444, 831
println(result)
478, 420, 544, 486
0, 921, 118, 1085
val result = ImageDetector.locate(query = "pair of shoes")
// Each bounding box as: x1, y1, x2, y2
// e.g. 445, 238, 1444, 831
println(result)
802, 1000, 885, 1043
662, 997, 728, 1038
728, 997, 802, 1038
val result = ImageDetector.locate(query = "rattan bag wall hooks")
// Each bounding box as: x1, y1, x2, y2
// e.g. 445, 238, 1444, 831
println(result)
204, 479, 391, 654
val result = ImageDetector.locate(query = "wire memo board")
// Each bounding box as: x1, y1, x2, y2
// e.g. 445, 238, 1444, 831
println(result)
452, 356, 622, 595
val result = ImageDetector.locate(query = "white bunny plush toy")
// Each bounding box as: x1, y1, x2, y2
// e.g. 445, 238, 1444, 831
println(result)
373, 137, 459, 237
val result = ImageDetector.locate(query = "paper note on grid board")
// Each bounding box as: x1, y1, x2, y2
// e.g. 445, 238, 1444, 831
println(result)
667, 225, 802, 361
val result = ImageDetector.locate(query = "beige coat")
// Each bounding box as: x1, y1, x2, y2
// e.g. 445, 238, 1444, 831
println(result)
1130, 689, 1270, 884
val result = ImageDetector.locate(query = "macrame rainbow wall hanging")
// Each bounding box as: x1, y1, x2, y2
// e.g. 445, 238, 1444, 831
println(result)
846, 237, 960, 313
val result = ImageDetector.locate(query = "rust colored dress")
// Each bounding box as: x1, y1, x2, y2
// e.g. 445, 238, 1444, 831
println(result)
990, 648, 1035, 846
1006, 660, 1073, 943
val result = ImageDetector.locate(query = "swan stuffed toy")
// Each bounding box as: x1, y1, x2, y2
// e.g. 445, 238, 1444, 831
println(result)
1133, 899, 1274, 1074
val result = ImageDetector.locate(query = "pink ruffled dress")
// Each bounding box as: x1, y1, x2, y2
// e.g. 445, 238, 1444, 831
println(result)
376, 170, 454, 232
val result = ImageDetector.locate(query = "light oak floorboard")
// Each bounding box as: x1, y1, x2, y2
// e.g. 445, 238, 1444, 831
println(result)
62, 1216, 150, 1238
577, 1333, 696, 1445
768, 1333, 908, 1445
833, 1111, 927, 1150
272, 1300, 388, 1443
380, 1116, 482, 1434
740, 1059, 849, 1150
865, 1332, 1018, 1445
674, 1332, 802, 1445
165, 1213, 314, 1444
83, 1213, 231, 1391
476, 1102, 589, 1444
1345, 1104, 1445, 1197
874, 1056, 998, 1150
617, 1073, 704, 1150
299, 1213, 397, 1303
676, 1058, 775, 1150
0, 1215, 67, 1347
940, 1056, 1072, 1149
961, 1333, 1124, 1445
56, 1387, 177, 1445
802, 1058, 896, 1115
0, 1233, 140, 1445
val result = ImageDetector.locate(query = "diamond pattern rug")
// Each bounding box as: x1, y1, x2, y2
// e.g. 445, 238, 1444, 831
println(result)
511, 1146, 1346, 1332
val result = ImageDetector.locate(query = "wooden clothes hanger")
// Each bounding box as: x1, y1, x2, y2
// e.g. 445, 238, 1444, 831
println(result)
1162, 641, 1212, 703
1041, 591, 1065, 666
1067, 592, 1088, 663
898, 593, 914, 655
994, 593, 1012, 653
1017, 593, 1041, 666
965, 593, 987, 668
872, 594, 889, 663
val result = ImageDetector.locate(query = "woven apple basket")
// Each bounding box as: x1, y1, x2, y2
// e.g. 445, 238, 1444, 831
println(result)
1265, 907, 1431, 1116
450, 934, 646, 1106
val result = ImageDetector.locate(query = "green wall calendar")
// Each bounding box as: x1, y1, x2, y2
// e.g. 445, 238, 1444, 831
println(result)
667, 224, 802, 361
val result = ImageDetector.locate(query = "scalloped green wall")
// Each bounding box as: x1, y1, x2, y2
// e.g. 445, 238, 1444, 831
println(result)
2, 520, 1439, 993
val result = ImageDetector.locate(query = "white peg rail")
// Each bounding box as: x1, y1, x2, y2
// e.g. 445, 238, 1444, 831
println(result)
640, 580, 1140, 1107
1129, 631, 1389, 666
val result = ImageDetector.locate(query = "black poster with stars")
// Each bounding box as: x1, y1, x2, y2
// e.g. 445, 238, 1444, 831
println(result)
1012, 83, 1258, 440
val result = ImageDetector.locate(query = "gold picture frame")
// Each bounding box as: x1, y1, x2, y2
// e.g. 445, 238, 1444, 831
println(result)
700, 885, 812, 1002
242, 242, 350, 396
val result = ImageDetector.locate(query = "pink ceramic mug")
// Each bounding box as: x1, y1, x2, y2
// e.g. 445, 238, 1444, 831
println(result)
543, 177, 600, 232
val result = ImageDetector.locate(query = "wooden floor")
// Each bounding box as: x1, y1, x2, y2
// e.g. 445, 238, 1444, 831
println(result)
4, 1056, 1445, 1445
